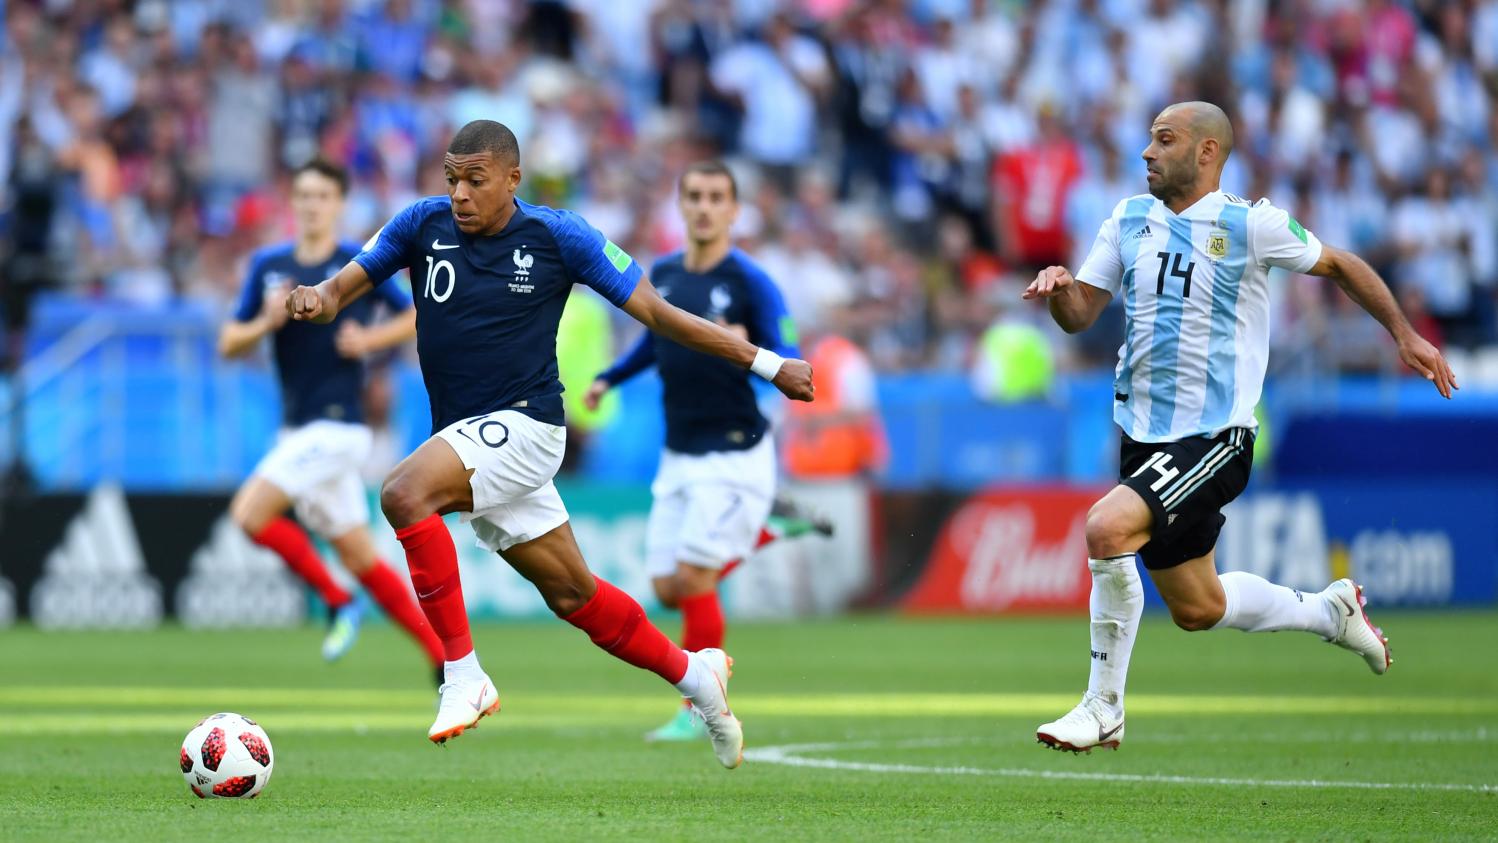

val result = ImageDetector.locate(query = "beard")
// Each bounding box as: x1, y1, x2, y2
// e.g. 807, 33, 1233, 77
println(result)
1147, 159, 1195, 203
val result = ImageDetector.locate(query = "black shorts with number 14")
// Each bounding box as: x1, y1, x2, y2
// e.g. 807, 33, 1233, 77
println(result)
1118, 427, 1254, 571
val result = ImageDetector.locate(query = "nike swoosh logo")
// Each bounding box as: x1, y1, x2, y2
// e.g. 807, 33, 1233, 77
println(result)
432, 240, 460, 250
1337, 596, 1356, 618
709, 670, 732, 718
1099, 723, 1123, 742
469, 683, 488, 712
416, 588, 441, 600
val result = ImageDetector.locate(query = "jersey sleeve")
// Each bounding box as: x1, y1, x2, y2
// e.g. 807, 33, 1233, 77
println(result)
740, 258, 801, 358
353, 202, 423, 285
372, 274, 415, 310
546, 209, 643, 307
1074, 206, 1125, 294
1250, 200, 1324, 273
232, 251, 269, 322
597, 328, 657, 386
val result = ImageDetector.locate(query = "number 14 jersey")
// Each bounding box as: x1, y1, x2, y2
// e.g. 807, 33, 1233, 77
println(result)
1075, 191, 1323, 443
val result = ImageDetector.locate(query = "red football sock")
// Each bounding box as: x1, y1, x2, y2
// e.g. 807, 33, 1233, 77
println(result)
252, 517, 351, 608
564, 577, 689, 684
395, 515, 472, 661
718, 527, 775, 581
357, 560, 444, 666
678, 591, 725, 652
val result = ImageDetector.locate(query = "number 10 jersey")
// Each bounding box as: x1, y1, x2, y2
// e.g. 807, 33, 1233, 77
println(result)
353, 196, 642, 433
1075, 190, 1323, 443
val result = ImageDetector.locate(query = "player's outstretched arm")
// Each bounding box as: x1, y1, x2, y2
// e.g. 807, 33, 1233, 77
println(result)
585, 330, 658, 411
1306, 246, 1458, 399
286, 261, 374, 325
1023, 266, 1112, 333
219, 285, 290, 358
620, 277, 815, 401
336, 308, 416, 359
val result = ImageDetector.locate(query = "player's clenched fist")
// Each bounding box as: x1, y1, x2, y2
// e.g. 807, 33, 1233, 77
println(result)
582, 378, 609, 412
1022, 266, 1076, 300
773, 358, 815, 402
285, 284, 332, 323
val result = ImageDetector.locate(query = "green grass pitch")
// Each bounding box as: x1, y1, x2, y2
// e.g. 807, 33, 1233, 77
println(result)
2, 613, 1495, 841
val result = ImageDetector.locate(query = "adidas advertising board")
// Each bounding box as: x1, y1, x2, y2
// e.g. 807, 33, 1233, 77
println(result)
176, 515, 303, 628
0, 483, 869, 627
28, 484, 163, 629
0, 488, 304, 628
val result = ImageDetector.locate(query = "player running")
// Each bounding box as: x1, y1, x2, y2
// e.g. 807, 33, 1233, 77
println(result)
1023, 102, 1456, 753
583, 160, 829, 743
285, 121, 815, 768
219, 159, 444, 680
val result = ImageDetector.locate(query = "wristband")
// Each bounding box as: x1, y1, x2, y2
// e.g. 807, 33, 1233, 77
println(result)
750, 347, 786, 380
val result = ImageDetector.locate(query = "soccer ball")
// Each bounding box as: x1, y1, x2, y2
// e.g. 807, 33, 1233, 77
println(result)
179, 713, 274, 799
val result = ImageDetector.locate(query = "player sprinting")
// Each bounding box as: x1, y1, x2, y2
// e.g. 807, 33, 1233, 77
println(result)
583, 161, 827, 743
285, 121, 815, 768
1023, 102, 1456, 753
219, 159, 444, 680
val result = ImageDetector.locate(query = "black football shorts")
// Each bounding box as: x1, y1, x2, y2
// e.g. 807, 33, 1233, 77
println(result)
1119, 427, 1254, 570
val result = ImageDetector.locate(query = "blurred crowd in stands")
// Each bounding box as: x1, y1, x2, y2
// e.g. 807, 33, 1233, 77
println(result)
2, 0, 1496, 379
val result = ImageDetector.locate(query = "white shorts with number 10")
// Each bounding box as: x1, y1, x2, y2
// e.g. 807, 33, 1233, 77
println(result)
645, 434, 776, 578
435, 409, 570, 553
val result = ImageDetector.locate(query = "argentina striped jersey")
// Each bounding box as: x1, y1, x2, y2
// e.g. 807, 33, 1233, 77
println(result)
1075, 191, 1323, 443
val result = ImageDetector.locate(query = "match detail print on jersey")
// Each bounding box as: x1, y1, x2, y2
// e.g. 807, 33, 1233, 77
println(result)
1074, 191, 1322, 443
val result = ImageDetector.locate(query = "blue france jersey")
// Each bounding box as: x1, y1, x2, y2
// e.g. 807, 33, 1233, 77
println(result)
234, 241, 413, 427
598, 248, 798, 454
353, 196, 643, 431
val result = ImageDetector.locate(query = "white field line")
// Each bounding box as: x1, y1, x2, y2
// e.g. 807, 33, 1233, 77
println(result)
742, 739, 1498, 794
1144, 726, 1498, 744
2, 687, 1494, 716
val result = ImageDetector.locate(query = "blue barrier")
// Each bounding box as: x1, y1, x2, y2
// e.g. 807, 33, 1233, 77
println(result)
1275, 414, 1498, 479
10, 294, 1498, 491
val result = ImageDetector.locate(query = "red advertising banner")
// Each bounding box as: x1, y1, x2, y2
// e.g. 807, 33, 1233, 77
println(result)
901, 487, 1105, 614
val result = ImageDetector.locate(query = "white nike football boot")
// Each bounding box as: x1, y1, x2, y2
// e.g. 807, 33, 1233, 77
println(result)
428, 674, 501, 744
682, 649, 743, 769
1322, 578, 1392, 674
1036, 694, 1125, 753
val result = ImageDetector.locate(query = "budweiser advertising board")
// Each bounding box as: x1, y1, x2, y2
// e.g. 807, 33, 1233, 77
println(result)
901, 487, 1106, 614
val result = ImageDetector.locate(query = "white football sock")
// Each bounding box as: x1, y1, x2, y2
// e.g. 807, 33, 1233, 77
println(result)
672, 651, 703, 698
443, 650, 485, 684
1213, 571, 1338, 637
1085, 555, 1143, 714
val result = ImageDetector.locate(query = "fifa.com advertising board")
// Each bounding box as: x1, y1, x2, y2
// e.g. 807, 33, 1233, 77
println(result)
901, 483, 1498, 613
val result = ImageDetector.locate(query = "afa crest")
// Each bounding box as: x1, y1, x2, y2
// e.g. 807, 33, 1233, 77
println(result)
1207, 233, 1229, 260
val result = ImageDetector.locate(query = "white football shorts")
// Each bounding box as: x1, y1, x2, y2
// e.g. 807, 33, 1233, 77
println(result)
645, 434, 776, 577
434, 409, 569, 553
253, 420, 373, 538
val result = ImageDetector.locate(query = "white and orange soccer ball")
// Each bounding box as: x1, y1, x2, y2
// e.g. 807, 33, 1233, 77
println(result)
179, 713, 274, 799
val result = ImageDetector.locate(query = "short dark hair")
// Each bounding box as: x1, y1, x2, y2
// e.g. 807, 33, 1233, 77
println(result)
447, 120, 520, 165
678, 160, 738, 200
293, 158, 349, 195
